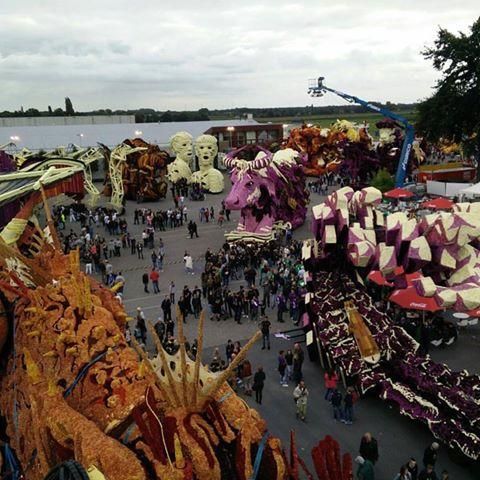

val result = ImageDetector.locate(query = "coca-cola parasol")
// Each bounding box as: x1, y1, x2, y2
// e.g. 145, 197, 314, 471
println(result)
384, 188, 414, 199
389, 286, 442, 312
421, 197, 454, 210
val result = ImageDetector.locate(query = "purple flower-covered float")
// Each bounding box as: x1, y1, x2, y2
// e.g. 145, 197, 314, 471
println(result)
224, 147, 309, 242
305, 186, 480, 460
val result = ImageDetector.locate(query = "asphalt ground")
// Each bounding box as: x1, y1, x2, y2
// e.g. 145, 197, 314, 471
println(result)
73, 174, 480, 479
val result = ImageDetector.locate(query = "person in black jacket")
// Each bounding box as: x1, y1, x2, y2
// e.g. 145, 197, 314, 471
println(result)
142, 271, 149, 293
359, 432, 379, 465
253, 366, 266, 404
406, 458, 418, 480
423, 442, 439, 468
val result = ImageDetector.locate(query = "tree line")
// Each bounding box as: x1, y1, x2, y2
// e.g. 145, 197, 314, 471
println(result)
0, 102, 415, 123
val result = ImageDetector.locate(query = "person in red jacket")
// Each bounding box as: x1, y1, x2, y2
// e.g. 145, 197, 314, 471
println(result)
149, 268, 160, 294
324, 368, 339, 401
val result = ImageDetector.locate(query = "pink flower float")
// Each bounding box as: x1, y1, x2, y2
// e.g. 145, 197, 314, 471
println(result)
224, 147, 309, 242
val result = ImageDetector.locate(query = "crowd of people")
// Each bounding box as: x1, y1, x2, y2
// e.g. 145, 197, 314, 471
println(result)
51, 193, 459, 480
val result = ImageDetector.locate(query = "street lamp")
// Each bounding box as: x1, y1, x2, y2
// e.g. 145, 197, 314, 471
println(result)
135, 130, 143, 137
77, 133, 84, 146
226, 126, 235, 149
10, 135, 20, 142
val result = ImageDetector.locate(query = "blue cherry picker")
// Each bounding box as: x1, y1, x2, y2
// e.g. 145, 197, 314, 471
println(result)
308, 76, 415, 187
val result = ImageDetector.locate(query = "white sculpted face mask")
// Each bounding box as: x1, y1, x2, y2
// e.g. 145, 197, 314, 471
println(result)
196, 141, 217, 168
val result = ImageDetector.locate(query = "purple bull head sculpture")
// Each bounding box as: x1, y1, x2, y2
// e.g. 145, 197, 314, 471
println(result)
224, 148, 309, 241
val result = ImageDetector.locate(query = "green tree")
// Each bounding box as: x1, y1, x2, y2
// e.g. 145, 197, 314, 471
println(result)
65, 97, 75, 115
416, 18, 480, 158
370, 168, 394, 192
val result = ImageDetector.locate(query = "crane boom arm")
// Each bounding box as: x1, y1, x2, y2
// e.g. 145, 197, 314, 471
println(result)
308, 77, 414, 187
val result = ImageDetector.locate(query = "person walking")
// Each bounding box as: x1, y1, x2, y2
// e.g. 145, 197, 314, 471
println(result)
184, 252, 194, 275
343, 386, 354, 425
161, 295, 172, 322
241, 359, 253, 396
169, 281, 176, 304
136, 307, 147, 345
422, 443, 439, 470
142, 270, 149, 293
260, 316, 271, 350
278, 350, 288, 386
293, 380, 309, 421
150, 268, 160, 294
283, 348, 293, 381
331, 388, 343, 421
355, 456, 375, 480
418, 465, 437, 480
253, 366, 266, 404
359, 432, 379, 465
394, 465, 412, 480
292, 343, 304, 384
136, 241, 144, 259
324, 368, 339, 401
406, 458, 418, 480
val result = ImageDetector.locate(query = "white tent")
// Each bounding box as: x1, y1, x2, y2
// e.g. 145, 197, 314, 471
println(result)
460, 182, 480, 197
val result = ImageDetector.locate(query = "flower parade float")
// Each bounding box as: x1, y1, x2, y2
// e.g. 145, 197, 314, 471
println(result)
100, 138, 169, 208
305, 186, 480, 460
223, 147, 309, 242
0, 190, 289, 479
285, 120, 378, 179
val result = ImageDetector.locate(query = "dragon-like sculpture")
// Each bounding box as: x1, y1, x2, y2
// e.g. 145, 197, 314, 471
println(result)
0, 191, 288, 479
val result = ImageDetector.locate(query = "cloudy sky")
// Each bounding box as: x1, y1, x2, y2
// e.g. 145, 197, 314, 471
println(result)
0, 1, 478, 111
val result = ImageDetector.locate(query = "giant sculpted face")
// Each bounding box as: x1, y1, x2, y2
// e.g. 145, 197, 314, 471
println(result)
195, 134, 218, 168
168, 131, 193, 183
191, 134, 224, 194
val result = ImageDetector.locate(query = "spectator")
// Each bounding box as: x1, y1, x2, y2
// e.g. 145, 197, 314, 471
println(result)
184, 251, 194, 275
293, 380, 309, 421
253, 366, 266, 404
418, 465, 437, 480
324, 368, 339, 401
285, 349, 294, 381
406, 458, 418, 480
342, 386, 354, 425
142, 270, 149, 293
359, 432, 379, 465
150, 268, 160, 294
292, 343, 304, 384
423, 443, 439, 469
260, 316, 271, 350
355, 455, 375, 480
278, 350, 288, 386
226, 339, 234, 363
241, 359, 253, 396
161, 295, 172, 321
394, 465, 412, 480
331, 388, 343, 421
135, 307, 147, 344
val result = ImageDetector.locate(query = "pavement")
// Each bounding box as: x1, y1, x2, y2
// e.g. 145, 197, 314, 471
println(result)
78, 174, 480, 479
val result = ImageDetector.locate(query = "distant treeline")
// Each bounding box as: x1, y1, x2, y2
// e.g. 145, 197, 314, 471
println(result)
0, 102, 416, 123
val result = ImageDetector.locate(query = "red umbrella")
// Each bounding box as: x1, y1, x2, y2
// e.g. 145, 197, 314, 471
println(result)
367, 270, 393, 287
368, 269, 421, 288
389, 287, 442, 312
384, 188, 414, 200
421, 197, 454, 210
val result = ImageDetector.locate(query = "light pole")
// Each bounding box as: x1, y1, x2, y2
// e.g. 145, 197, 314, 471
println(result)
77, 133, 84, 147
135, 130, 143, 137
227, 126, 235, 149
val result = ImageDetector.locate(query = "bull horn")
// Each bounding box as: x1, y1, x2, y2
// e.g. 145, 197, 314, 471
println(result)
223, 157, 240, 169
251, 155, 272, 169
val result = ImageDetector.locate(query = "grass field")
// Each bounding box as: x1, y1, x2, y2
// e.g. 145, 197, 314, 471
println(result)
255, 110, 417, 134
